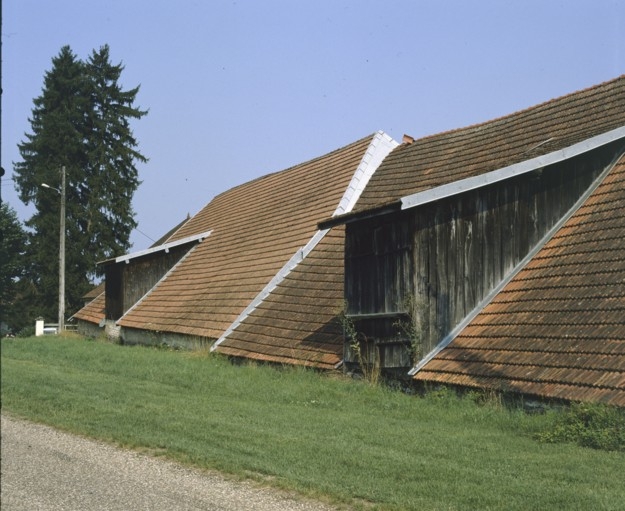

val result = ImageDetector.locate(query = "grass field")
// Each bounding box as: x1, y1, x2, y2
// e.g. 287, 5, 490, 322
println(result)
2, 336, 624, 510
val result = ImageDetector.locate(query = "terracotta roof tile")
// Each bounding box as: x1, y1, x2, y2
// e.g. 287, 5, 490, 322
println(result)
72, 292, 105, 325
118, 135, 382, 340
355, 75, 625, 213
414, 155, 625, 406
216, 227, 345, 368
82, 282, 105, 301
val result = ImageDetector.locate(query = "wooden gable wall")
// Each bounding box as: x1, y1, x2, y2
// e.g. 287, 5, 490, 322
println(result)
344, 141, 625, 373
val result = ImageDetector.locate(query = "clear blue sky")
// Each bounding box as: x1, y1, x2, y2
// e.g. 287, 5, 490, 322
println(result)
2, 0, 624, 251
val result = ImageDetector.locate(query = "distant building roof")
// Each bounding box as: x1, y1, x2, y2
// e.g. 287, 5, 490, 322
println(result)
82, 282, 105, 301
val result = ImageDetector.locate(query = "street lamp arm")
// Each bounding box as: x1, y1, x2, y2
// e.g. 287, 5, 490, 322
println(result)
41, 183, 61, 194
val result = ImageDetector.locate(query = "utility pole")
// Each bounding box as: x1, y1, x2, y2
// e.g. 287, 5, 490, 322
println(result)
43, 166, 66, 332
58, 166, 66, 332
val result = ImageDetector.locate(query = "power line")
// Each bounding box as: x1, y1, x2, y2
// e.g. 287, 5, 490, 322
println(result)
134, 227, 156, 243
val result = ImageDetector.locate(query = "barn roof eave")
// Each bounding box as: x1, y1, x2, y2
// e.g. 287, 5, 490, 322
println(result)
321, 125, 625, 229
318, 201, 402, 229
97, 229, 213, 267
400, 125, 625, 211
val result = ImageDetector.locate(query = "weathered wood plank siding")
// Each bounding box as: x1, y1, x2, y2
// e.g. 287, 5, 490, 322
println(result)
105, 265, 123, 320
344, 144, 622, 371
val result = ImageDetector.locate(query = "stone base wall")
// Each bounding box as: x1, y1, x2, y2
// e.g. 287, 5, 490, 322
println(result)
120, 327, 213, 351
77, 320, 104, 339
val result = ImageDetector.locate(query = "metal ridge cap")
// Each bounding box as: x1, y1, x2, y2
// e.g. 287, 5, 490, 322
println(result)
332, 130, 399, 217
401, 125, 625, 211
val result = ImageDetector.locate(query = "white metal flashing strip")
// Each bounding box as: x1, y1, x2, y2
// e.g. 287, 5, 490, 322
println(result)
116, 241, 203, 325
211, 229, 329, 350
212, 131, 398, 352
401, 126, 625, 211
106, 230, 213, 265
408, 151, 623, 377
333, 131, 399, 216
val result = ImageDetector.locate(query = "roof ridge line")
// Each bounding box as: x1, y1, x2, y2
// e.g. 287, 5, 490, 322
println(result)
104, 230, 213, 265
405, 75, 625, 144
408, 149, 625, 377
332, 131, 399, 216
401, 125, 625, 210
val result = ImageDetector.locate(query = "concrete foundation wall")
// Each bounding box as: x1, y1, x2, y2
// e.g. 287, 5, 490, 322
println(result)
120, 327, 213, 351
77, 320, 103, 339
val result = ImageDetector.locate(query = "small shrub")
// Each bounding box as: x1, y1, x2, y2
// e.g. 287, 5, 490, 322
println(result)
338, 306, 380, 385
536, 401, 625, 452
393, 294, 427, 364
466, 388, 505, 410
17, 326, 35, 338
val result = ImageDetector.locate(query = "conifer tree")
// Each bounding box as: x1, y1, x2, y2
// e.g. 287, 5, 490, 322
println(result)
13, 45, 148, 323
0, 203, 28, 333
82, 45, 147, 264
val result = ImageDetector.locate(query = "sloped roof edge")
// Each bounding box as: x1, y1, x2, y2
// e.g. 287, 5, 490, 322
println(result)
69, 291, 105, 323
408, 151, 623, 377
401, 125, 625, 210
211, 228, 330, 351
116, 241, 204, 326
99, 230, 213, 266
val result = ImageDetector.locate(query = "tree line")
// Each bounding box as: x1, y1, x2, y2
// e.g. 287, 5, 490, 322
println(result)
1, 45, 147, 334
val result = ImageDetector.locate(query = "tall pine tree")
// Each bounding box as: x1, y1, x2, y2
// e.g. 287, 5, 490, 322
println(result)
82, 45, 147, 264
0, 203, 29, 333
13, 45, 147, 323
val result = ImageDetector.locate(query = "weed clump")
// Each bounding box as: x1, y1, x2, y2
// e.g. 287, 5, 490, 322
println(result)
536, 402, 625, 452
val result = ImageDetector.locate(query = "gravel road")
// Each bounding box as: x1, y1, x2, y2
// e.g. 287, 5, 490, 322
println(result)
1, 415, 339, 511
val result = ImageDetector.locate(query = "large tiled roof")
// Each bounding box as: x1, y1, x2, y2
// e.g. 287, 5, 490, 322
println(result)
414, 154, 625, 406
118, 134, 392, 339
215, 227, 345, 369
352, 75, 625, 214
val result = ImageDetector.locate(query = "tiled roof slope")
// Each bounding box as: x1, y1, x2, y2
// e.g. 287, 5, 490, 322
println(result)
83, 282, 105, 301
153, 215, 191, 246
414, 155, 625, 406
118, 134, 383, 339
215, 226, 345, 369
73, 292, 105, 324
354, 75, 625, 213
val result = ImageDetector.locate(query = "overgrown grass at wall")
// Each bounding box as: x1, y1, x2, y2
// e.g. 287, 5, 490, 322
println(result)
2, 336, 624, 511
